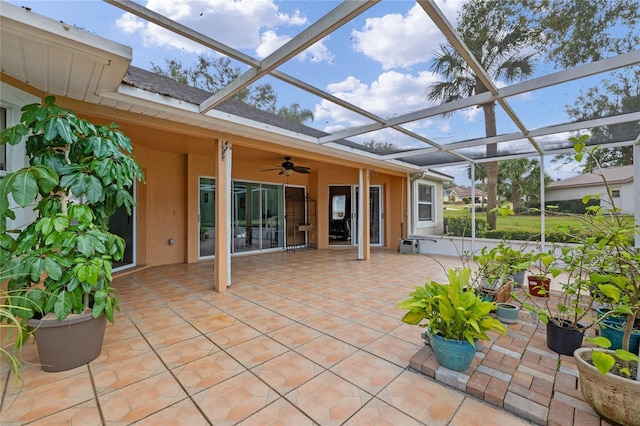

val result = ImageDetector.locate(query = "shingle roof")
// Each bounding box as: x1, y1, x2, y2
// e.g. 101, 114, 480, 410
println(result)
450, 186, 487, 197
547, 165, 634, 189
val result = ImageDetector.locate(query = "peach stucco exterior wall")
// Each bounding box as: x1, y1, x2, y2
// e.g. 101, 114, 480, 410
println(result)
2, 81, 412, 269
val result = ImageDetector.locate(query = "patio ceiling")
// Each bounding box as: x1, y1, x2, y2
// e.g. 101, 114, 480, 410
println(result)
1, 0, 639, 174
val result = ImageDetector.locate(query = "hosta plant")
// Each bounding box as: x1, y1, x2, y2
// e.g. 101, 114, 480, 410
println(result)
398, 268, 507, 346
0, 96, 143, 325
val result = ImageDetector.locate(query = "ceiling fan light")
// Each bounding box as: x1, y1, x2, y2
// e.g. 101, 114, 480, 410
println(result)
283, 169, 294, 176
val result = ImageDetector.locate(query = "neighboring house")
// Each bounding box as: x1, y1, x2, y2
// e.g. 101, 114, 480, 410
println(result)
546, 165, 635, 214
446, 186, 487, 204
0, 4, 450, 290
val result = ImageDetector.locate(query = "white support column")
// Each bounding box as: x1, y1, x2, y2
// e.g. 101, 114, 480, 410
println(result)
470, 163, 476, 254
214, 139, 232, 291
540, 154, 546, 251
634, 139, 640, 248
358, 169, 364, 260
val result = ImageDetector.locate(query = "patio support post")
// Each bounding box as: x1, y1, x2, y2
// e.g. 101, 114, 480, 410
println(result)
214, 139, 232, 292
470, 162, 476, 254
540, 154, 546, 251
634, 139, 640, 248
358, 168, 371, 260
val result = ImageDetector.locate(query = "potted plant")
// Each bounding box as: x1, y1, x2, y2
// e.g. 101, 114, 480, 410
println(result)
0, 96, 144, 372
472, 242, 515, 303
397, 268, 507, 371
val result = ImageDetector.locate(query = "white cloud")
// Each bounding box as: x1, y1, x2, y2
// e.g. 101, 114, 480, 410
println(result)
115, 13, 145, 33
256, 31, 334, 63
317, 71, 439, 124
115, 0, 308, 55
350, 1, 463, 70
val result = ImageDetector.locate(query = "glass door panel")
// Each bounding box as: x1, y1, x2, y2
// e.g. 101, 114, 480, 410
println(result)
199, 177, 215, 258
233, 181, 284, 253
262, 184, 284, 249
109, 186, 135, 270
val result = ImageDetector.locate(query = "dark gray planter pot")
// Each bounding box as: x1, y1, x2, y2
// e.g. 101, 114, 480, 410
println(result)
27, 312, 107, 372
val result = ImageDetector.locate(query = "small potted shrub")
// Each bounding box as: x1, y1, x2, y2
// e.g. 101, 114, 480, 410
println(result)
0, 96, 144, 372
397, 268, 507, 371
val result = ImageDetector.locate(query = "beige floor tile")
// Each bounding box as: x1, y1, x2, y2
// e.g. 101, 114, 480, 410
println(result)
133, 398, 210, 426
251, 350, 324, 395
344, 397, 422, 426
287, 370, 372, 426
227, 335, 289, 368
330, 351, 404, 394
333, 322, 385, 347
0, 370, 95, 424
303, 312, 352, 335
450, 397, 534, 426
207, 322, 262, 348
364, 334, 422, 366
91, 351, 166, 395
26, 400, 102, 426
238, 398, 314, 425
191, 370, 279, 425
189, 311, 239, 334
144, 322, 202, 349
172, 351, 246, 394
155, 335, 220, 368
243, 312, 295, 333
378, 370, 464, 425
267, 322, 322, 348
91, 334, 152, 366
295, 335, 358, 368
98, 371, 188, 424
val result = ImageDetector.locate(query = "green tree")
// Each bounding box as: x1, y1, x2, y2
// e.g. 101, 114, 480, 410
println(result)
523, 0, 640, 69
466, 163, 487, 208
277, 103, 314, 124
427, 0, 535, 229
151, 56, 313, 123
497, 158, 548, 211
363, 140, 398, 154
555, 69, 639, 172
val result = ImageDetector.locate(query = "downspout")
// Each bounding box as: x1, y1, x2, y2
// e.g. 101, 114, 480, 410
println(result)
634, 134, 640, 249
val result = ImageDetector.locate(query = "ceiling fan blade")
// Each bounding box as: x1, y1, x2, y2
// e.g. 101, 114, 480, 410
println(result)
292, 166, 310, 173
261, 167, 283, 172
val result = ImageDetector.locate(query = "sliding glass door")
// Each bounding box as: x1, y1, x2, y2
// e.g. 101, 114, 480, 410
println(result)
199, 177, 215, 258
233, 181, 284, 253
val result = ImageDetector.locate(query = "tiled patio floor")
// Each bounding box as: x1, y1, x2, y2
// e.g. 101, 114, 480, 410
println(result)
0, 249, 609, 425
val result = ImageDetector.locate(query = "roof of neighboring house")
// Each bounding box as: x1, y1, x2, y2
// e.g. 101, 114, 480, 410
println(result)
449, 186, 487, 197
547, 165, 634, 189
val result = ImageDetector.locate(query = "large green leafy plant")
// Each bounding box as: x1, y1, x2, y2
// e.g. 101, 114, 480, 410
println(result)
398, 268, 507, 345
0, 96, 143, 323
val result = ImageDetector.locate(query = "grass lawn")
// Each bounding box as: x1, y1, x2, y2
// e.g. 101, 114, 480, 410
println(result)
443, 204, 629, 234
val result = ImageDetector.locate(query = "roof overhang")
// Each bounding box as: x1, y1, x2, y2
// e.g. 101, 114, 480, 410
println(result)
0, 1, 420, 175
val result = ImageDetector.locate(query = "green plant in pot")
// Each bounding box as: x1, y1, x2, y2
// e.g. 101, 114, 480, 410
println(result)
542, 136, 640, 426
397, 268, 507, 371
0, 96, 144, 372
518, 244, 599, 356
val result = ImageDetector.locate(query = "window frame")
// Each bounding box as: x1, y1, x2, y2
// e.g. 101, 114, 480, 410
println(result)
414, 180, 436, 228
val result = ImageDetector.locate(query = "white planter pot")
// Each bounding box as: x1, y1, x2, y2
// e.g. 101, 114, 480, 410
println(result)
574, 347, 640, 426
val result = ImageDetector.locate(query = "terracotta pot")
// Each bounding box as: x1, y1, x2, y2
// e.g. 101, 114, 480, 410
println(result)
527, 275, 550, 297
574, 348, 640, 426
27, 313, 107, 372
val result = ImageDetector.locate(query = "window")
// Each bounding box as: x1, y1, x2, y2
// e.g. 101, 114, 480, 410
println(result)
611, 189, 620, 198
1, 107, 6, 173
417, 183, 434, 223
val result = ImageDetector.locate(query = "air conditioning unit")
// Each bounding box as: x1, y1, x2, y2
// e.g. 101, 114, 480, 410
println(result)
399, 239, 419, 254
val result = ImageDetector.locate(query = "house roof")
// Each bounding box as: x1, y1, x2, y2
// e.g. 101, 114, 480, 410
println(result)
1, 1, 639, 173
450, 186, 487, 197
547, 165, 634, 189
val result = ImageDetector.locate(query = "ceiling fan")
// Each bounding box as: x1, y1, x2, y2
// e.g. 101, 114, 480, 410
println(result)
262, 156, 310, 176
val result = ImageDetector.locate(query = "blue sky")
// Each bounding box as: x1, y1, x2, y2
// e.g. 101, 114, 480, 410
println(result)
7, 0, 610, 184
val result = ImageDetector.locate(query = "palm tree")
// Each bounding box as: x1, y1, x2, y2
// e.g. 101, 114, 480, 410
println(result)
497, 158, 543, 212
276, 103, 314, 124
466, 163, 487, 208
427, 0, 535, 229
